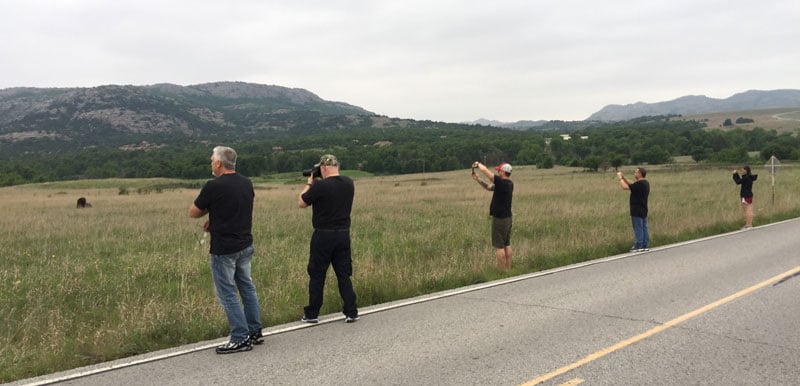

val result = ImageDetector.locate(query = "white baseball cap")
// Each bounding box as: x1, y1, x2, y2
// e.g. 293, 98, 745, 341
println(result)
495, 163, 512, 173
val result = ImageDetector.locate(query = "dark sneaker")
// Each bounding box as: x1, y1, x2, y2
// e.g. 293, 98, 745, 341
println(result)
215, 339, 252, 354
248, 329, 264, 345
301, 315, 319, 323
345, 315, 359, 323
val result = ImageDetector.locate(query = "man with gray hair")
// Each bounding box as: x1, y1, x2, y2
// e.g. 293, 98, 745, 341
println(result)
190, 146, 263, 353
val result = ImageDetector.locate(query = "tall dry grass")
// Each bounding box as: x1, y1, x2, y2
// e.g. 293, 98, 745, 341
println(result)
2, 165, 799, 382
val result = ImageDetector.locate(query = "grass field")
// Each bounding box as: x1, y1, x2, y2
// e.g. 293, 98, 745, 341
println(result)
2, 163, 800, 382
673, 107, 800, 133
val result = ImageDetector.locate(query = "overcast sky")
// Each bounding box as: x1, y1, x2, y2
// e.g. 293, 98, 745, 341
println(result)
1, 0, 798, 122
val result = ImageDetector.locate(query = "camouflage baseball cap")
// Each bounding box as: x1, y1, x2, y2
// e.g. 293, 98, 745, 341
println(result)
315, 154, 339, 167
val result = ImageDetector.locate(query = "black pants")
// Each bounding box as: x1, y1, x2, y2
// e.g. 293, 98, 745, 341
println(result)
304, 229, 358, 318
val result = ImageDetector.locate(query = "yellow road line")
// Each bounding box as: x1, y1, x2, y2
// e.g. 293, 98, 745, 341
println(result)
558, 378, 584, 385
520, 265, 800, 386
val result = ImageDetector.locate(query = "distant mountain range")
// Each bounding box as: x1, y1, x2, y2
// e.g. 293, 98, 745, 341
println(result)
0, 81, 377, 153
467, 118, 548, 128
3, 82, 799, 155
0, 81, 370, 137
587, 89, 800, 121
465, 118, 592, 131
462, 89, 800, 127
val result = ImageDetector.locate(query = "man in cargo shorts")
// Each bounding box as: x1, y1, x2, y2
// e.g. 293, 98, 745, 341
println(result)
472, 161, 514, 271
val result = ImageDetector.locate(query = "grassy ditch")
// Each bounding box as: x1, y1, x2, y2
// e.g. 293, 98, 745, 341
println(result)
2, 164, 799, 382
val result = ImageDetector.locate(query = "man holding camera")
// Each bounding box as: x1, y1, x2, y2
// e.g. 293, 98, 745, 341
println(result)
472, 161, 514, 271
189, 146, 263, 354
298, 154, 359, 323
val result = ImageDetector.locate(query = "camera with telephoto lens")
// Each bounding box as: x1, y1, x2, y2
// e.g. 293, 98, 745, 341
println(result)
302, 165, 322, 178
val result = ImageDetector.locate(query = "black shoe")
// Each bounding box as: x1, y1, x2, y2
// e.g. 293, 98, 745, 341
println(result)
215, 339, 252, 354
345, 315, 359, 323
301, 315, 319, 323
248, 329, 264, 345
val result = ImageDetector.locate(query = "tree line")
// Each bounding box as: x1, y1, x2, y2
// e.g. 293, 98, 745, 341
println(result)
2, 116, 798, 186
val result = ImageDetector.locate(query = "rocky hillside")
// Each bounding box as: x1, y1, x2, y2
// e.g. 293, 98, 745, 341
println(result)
589, 89, 800, 121
0, 82, 373, 153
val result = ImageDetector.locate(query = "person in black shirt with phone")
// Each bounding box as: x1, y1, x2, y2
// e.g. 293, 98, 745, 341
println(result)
472, 161, 514, 271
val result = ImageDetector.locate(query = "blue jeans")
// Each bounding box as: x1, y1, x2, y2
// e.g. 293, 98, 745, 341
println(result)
210, 245, 262, 342
631, 216, 649, 249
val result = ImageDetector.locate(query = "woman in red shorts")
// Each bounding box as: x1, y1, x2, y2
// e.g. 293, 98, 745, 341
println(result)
733, 165, 758, 229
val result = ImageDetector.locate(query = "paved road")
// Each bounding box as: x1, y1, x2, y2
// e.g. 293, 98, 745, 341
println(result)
15, 219, 800, 385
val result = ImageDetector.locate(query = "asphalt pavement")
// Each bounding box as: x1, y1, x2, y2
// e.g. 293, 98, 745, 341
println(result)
13, 218, 800, 385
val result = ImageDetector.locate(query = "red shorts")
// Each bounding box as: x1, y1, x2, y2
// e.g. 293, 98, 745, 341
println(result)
741, 197, 753, 205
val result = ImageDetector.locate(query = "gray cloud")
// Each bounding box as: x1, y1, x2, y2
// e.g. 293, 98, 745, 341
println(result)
1, 0, 798, 122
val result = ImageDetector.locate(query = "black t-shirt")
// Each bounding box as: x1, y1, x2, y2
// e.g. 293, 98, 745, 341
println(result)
629, 179, 649, 218
490, 175, 513, 219
733, 173, 757, 198
301, 176, 354, 230
193, 173, 254, 255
